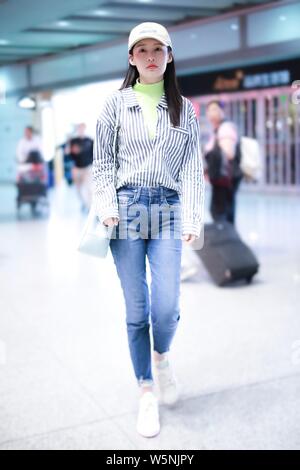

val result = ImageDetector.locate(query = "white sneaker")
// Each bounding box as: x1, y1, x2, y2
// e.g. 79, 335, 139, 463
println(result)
136, 392, 160, 438
155, 357, 179, 406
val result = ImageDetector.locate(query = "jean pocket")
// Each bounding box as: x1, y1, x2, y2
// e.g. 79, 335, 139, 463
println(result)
117, 190, 137, 207
163, 191, 180, 206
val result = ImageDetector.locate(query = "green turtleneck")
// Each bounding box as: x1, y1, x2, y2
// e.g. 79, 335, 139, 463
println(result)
133, 77, 164, 139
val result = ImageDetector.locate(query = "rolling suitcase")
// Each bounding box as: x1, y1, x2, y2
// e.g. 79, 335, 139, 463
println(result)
198, 222, 259, 286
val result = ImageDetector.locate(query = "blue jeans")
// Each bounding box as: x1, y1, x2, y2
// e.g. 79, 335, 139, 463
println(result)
109, 185, 183, 387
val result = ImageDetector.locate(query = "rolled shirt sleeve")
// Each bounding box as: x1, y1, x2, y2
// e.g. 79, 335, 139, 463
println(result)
179, 101, 205, 238
92, 92, 120, 225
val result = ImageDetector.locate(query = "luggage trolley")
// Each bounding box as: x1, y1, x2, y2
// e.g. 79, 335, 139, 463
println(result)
16, 151, 50, 217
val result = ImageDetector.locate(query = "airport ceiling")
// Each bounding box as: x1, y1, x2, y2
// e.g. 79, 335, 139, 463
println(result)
0, 0, 280, 67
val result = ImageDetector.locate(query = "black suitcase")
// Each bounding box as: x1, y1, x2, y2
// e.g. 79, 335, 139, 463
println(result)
198, 222, 259, 286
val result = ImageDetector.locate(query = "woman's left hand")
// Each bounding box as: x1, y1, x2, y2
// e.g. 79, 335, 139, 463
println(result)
182, 234, 197, 244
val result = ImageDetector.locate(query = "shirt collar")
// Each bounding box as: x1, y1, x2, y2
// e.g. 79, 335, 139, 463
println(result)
121, 86, 168, 109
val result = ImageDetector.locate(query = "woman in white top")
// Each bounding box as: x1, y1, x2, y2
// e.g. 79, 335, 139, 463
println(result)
93, 22, 204, 438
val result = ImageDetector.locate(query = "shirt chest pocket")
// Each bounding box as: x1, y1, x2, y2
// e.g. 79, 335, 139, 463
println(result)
168, 126, 189, 147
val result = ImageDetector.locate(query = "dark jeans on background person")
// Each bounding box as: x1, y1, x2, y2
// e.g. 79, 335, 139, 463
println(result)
210, 178, 242, 225
109, 185, 183, 388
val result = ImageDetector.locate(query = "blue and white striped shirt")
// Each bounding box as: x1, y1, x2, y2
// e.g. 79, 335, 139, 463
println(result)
93, 86, 204, 237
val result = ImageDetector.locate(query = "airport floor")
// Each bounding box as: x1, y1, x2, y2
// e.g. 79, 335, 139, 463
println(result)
0, 181, 299, 450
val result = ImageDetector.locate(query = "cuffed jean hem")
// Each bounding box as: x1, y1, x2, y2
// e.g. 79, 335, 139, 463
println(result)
153, 350, 169, 358
138, 378, 154, 388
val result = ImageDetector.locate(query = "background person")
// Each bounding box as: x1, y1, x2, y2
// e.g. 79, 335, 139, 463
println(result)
16, 126, 43, 165
204, 100, 243, 225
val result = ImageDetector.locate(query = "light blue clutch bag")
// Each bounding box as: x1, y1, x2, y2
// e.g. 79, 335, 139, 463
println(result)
78, 91, 121, 259
78, 205, 114, 258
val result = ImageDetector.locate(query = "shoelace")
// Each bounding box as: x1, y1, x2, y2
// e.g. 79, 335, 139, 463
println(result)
144, 402, 156, 414
140, 396, 157, 414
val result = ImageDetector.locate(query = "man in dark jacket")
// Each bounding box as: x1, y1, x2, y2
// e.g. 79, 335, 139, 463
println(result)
70, 123, 93, 213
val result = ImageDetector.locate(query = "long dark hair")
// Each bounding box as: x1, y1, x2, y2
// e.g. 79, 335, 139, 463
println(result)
120, 46, 183, 128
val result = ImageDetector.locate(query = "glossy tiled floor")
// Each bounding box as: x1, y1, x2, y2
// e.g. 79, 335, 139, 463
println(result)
0, 182, 299, 450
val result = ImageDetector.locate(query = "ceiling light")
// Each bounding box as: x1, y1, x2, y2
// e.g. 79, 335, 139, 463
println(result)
56, 21, 71, 27
0, 39, 10, 45
18, 96, 36, 110
230, 23, 239, 31
93, 10, 110, 16
279, 15, 287, 21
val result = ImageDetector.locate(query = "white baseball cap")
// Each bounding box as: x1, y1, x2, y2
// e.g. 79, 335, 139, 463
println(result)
128, 22, 173, 52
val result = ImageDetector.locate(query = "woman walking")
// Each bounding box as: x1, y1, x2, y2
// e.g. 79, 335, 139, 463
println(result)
93, 22, 204, 438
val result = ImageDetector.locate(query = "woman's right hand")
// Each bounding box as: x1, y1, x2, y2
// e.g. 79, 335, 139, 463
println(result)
103, 217, 119, 227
